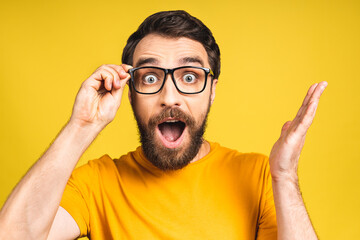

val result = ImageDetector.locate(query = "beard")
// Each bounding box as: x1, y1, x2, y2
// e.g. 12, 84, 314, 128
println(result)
133, 103, 210, 171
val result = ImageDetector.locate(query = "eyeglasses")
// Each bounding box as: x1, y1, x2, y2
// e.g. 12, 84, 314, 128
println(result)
128, 66, 214, 94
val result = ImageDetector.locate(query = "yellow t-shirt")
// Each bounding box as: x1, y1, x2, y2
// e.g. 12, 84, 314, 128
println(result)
60, 142, 277, 239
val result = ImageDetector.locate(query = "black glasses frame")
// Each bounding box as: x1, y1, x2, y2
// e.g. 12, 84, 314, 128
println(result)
128, 66, 214, 95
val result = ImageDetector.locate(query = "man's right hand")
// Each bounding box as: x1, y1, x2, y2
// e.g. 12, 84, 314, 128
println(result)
70, 64, 132, 130
0, 64, 132, 240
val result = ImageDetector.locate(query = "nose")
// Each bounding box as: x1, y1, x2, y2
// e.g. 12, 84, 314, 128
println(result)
158, 74, 182, 107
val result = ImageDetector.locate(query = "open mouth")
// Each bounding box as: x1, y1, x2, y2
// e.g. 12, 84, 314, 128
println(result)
157, 119, 186, 148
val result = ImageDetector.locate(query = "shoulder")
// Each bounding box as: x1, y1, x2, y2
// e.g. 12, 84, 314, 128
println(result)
71, 147, 144, 180
73, 155, 115, 175
210, 142, 270, 175
212, 142, 268, 164
69, 155, 119, 186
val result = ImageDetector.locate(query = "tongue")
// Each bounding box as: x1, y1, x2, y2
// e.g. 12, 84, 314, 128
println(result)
161, 123, 183, 142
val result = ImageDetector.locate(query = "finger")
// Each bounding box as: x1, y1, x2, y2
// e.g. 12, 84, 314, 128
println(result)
83, 68, 114, 91
121, 63, 133, 72
119, 64, 133, 87
280, 121, 292, 135
110, 85, 123, 106
96, 68, 115, 91
295, 83, 318, 120
305, 81, 328, 110
102, 65, 122, 89
296, 81, 328, 133
106, 64, 128, 79
95, 65, 132, 91
107, 64, 133, 78
301, 83, 318, 110
105, 65, 132, 102
297, 99, 318, 134
107, 64, 133, 87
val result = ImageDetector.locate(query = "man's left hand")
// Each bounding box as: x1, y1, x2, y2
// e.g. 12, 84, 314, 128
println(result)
269, 81, 328, 183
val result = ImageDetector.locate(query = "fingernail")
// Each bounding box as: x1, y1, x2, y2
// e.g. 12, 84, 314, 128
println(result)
320, 85, 326, 94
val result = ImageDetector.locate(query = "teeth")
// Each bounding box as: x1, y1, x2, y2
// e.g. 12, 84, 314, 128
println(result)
165, 120, 179, 123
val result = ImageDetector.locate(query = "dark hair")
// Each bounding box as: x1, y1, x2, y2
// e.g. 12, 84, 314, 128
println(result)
122, 10, 221, 79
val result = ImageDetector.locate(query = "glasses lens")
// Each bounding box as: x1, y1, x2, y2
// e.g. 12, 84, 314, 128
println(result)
133, 68, 165, 93
173, 67, 206, 93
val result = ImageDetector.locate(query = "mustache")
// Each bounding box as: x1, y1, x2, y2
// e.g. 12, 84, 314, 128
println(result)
148, 107, 196, 128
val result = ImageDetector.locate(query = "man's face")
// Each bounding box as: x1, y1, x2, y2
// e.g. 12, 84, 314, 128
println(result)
129, 34, 217, 171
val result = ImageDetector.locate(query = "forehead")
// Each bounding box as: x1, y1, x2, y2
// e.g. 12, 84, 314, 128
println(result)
133, 34, 209, 68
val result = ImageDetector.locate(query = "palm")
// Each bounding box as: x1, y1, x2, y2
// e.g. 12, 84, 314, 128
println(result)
269, 82, 327, 181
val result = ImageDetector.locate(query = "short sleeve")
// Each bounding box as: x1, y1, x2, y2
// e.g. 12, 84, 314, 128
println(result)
256, 158, 278, 240
60, 163, 94, 237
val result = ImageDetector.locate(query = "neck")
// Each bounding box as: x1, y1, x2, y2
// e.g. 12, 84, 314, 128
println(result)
190, 140, 210, 163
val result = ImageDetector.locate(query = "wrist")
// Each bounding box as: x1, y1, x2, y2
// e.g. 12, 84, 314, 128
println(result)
67, 118, 105, 135
60, 120, 104, 151
271, 173, 302, 203
271, 171, 299, 185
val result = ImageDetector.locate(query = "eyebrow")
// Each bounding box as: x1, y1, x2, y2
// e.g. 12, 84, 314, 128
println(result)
134, 56, 205, 68
179, 56, 204, 66
135, 57, 159, 67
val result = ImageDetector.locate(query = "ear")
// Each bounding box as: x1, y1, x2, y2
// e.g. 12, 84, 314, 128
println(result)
127, 82, 132, 105
210, 79, 218, 106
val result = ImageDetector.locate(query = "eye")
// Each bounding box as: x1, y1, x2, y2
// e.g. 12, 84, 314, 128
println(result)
183, 73, 196, 83
144, 74, 158, 84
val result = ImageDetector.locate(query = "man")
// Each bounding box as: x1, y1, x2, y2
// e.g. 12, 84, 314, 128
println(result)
0, 10, 327, 239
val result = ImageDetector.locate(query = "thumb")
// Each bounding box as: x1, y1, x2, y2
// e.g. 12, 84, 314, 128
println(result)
281, 121, 292, 135
119, 73, 131, 89
111, 76, 129, 107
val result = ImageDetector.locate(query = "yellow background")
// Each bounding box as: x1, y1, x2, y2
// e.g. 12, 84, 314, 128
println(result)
1, 0, 359, 239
